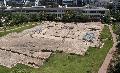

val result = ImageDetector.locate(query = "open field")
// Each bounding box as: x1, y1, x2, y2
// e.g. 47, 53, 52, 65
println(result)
0, 25, 113, 73
0, 21, 104, 68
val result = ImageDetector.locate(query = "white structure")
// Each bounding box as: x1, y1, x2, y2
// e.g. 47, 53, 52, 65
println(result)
4, 5, 109, 19
4, 0, 6, 6
25, 0, 30, 5
35, 0, 39, 7
82, 5, 109, 19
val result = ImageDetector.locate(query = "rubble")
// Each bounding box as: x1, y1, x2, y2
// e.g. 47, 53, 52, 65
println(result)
0, 21, 104, 68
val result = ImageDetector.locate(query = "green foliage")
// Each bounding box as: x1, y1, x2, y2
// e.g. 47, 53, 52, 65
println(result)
107, 42, 120, 73
112, 11, 120, 22
47, 14, 56, 21
112, 23, 120, 41
0, 22, 37, 37
10, 69, 30, 73
102, 15, 111, 24
11, 13, 28, 25
10, 64, 32, 73
107, 23, 120, 73
0, 65, 10, 73
28, 13, 38, 22
75, 14, 89, 22
0, 11, 93, 27
62, 11, 89, 22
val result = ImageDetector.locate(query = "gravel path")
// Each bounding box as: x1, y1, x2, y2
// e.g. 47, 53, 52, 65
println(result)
98, 25, 117, 73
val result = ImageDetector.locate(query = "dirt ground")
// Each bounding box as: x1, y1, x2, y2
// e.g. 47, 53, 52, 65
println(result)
0, 21, 104, 68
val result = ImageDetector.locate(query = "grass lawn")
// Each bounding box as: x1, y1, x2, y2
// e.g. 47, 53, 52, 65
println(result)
0, 22, 38, 37
0, 25, 113, 73
112, 22, 120, 32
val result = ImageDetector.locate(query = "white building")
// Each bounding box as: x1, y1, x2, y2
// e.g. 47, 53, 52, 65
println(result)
4, 5, 109, 19
82, 6, 109, 19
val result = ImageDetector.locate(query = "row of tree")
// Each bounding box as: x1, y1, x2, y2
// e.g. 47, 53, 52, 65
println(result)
0, 12, 46, 27
62, 11, 90, 22
0, 11, 91, 27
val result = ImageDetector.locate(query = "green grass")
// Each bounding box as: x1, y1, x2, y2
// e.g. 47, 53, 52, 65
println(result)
0, 25, 113, 73
112, 23, 120, 32
0, 22, 38, 37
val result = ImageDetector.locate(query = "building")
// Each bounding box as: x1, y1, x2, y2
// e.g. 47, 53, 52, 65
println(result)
62, 0, 88, 7
3, 5, 109, 20
76, 0, 84, 7
62, 0, 74, 6
0, 0, 95, 7
92, 0, 112, 8
40, 0, 62, 6
113, 0, 120, 10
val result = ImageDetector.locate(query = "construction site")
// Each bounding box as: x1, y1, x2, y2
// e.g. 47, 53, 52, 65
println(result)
0, 21, 104, 68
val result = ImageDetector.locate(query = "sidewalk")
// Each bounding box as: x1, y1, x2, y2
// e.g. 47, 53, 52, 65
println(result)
98, 25, 117, 73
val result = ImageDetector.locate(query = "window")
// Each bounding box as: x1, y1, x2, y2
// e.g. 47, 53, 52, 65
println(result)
90, 11, 96, 13
82, 11, 86, 13
98, 11, 105, 14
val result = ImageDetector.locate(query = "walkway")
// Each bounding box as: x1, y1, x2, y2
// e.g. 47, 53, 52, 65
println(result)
98, 25, 117, 73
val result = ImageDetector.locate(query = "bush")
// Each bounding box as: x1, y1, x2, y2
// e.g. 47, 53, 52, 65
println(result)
101, 15, 111, 24
107, 24, 120, 73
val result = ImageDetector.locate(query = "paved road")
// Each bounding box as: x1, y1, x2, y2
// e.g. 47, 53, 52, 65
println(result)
98, 25, 117, 73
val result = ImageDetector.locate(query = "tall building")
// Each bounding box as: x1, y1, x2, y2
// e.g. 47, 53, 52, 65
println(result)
4, 5, 109, 20
76, 0, 83, 6
76, 0, 93, 7
62, 0, 74, 6
44, 0, 62, 5
40, 0, 92, 7
0, 0, 96, 7
62, 0, 83, 6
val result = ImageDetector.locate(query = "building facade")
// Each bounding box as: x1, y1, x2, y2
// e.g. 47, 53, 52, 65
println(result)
3, 5, 109, 19
113, 0, 120, 10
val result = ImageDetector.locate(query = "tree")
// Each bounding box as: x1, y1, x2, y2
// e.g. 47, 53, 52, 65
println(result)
75, 13, 89, 22
101, 15, 111, 24
108, 42, 120, 73
112, 11, 120, 22
10, 13, 28, 26
62, 10, 76, 22
47, 14, 56, 21
28, 13, 38, 22
40, 11, 47, 21
62, 11, 89, 22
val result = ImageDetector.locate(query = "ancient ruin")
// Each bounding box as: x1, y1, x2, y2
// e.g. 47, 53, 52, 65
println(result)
0, 21, 104, 68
